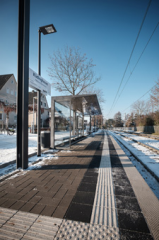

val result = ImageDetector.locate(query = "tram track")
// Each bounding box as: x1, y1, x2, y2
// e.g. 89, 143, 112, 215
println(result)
129, 132, 159, 141
115, 131, 159, 155
109, 131, 159, 183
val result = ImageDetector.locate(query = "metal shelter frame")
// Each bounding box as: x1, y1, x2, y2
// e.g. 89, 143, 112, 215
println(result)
51, 94, 102, 149
17, 0, 30, 169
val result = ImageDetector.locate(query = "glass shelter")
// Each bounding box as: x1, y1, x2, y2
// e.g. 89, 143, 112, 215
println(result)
51, 94, 102, 149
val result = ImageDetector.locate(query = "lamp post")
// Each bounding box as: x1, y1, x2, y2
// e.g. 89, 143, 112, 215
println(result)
37, 24, 56, 156
33, 96, 37, 134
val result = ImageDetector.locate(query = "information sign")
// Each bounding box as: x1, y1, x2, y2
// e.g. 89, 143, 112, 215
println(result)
29, 68, 51, 95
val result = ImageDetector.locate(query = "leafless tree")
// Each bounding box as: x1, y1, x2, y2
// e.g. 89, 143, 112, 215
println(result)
81, 85, 105, 105
48, 46, 101, 95
147, 98, 155, 114
150, 79, 159, 110
125, 112, 134, 127
131, 100, 147, 116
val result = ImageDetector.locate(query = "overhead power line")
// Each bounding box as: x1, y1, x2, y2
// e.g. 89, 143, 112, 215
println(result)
121, 84, 155, 113
108, 0, 152, 117
113, 22, 159, 109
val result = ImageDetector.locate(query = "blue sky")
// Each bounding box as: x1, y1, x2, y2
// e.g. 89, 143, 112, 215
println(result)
0, 0, 159, 119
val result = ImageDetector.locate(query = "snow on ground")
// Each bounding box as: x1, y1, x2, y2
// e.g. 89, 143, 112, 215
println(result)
0, 133, 38, 165
116, 131, 159, 150
109, 131, 159, 199
0, 130, 89, 176
109, 131, 159, 182
0, 129, 102, 177
0, 150, 59, 178
92, 129, 103, 136
0, 131, 79, 166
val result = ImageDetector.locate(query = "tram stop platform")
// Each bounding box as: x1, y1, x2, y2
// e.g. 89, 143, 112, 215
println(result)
0, 130, 158, 239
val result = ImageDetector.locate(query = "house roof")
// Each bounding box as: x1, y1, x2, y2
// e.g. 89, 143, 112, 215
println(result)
0, 74, 13, 90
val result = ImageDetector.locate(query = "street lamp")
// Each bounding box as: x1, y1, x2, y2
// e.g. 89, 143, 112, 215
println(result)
33, 96, 37, 134
37, 24, 56, 156
39, 24, 57, 35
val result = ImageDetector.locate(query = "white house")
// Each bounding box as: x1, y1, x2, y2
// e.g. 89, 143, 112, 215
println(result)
0, 74, 17, 127
28, 91, 50, 129
0, 75, 50, 129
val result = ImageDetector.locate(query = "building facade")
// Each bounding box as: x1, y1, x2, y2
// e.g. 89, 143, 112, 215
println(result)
0, 74, 17, 128
28, 91, 50, 129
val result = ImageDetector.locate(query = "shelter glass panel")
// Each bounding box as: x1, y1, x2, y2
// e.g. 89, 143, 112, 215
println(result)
54, 101, 71, 146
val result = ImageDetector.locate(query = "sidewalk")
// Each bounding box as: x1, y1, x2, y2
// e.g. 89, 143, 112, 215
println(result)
0, 131, 158, 239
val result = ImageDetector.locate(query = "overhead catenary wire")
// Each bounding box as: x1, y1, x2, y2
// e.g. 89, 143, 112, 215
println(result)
107, 0, 152, 117
112, 22, 159, 110
121, 83, 156, 114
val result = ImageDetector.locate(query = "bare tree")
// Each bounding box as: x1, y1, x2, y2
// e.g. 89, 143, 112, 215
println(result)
150, 79, 159, 110
81, 85, 105, 105
147, 98, 155, 114
48, 46, 100, 95
125, 112, 134, 127
131, 100, 147, 116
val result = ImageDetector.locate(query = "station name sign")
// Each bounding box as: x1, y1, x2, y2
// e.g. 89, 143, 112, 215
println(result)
29, 68, 51, 96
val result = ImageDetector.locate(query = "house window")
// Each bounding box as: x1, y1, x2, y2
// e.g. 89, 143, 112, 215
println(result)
6, 88, 9, 94
44, 103, 46, 107
48, 111, 49, 115
11, 80, 14, 84
15, 91, 17, 96
41, 102, 43, 106
0, 113, 2, 120
11, 90, 14, 95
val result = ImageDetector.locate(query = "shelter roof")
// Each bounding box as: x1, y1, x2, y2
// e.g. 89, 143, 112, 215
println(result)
51, 94, 102, 115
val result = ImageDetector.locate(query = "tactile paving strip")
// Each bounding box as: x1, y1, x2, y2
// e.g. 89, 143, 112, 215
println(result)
55, 219, 90, 240
88, 224, 120, 240
91, 206, 118, 227
90, 133, 118, 227
55, 219, 120, 240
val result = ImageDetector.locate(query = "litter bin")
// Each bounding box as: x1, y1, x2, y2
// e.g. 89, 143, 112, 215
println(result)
41, 131, 50, 148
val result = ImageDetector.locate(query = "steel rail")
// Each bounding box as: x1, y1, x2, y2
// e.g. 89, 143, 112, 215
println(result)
115, 132, 159, 154
110, 131, 159, 182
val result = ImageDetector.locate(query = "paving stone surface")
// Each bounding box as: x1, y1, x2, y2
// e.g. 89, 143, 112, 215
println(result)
0, 134, 103, 220
0, 207, 62, 239
65, 137, 103, 223
0, 131, 158, 239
